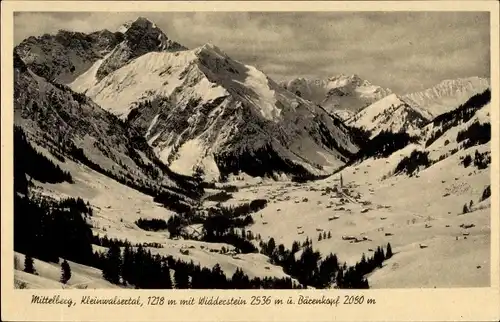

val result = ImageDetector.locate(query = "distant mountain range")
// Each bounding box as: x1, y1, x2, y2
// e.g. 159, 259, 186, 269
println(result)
280, 75, 392, 120
401, 77, 490, 117
15, 17, 360, 181
14, 16, 490, 180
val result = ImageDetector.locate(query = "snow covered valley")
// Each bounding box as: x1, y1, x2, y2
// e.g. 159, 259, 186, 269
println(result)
14, 134, 490, 289
12, 16, 492, 290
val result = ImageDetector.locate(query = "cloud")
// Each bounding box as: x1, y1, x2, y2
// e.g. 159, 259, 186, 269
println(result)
14, 11, 490, 94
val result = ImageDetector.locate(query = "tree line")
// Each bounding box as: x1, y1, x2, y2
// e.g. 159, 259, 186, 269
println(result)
14, 193, 95, 266
394, 150, 431, 176
425, 89, 491, 147
258, 237, 393, 289
456, 121, 490, 150
14, 126, 73, 195
461, 150, 490, 170
355, 130, 418, 160
96, 240, 301, 289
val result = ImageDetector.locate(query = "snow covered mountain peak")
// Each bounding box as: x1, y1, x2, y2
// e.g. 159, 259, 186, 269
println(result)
347, 93, 431, 138
117, 20, 133, 33
69, 42, 360, 179
326, 73, 363, 86
280, 74, 392, 120
117, 17, 161, 33
402, 76, 490, 117
94, 18, 187, 81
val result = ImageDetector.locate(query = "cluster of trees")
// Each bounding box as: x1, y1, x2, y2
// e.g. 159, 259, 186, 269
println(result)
343, 124, 371, 149
58, 197, 93, 217
14, 193, 95, 266
196, 199, 269, 253
291, 173, 332, 183
462, 200, 475, 214
135, 218, 169, 232
318, 231, 332, 241
202, 221, 257, 253
153, 191, 192, 214
192, 166, 205, 183
461, 154, 473, 168
91, 234, 164, 249
215, 143, 311, 182
425, 89, 491, 147
456, 122, 491, 149
258, 237, 339, 288
339, 245, 392, 289
394, 150, 431, 176
258, 237, 394, 289
210, 199, 267, 218
14, 126, 73, 194
205, 191, 233, 202
481, 185, 491, 202
461, 150, 490, 170
355, 131, 418, 160
97, 241, 300, 289
165, 215, 184, 238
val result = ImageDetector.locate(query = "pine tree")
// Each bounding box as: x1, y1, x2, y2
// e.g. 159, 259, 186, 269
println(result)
327, 231, 332, 239
386, 243, 393, 259
174, 268, 190, 289
267, 238, 276, 256
481, 185, 491, 201
463, 204, 469, 214
102, 242, 122, 284
336, 268, 344, 288
60, 259, 71, 284
121, 245, 133, 285
318, 233, 322, 241
24, 255, 35, 274
193, 166, 205, 183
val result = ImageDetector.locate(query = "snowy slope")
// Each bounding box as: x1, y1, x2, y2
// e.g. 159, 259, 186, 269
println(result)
14, 252, 122, 289
94, 17, 186, 82
14, 51, 198, 198
72, 42, 360, 179
426, 103, 490, 160
280, 75, 392, 119
403, 77, 490, 117
347, 94, 432, 138
28, 156, 297, 283
214, 117, 490, 288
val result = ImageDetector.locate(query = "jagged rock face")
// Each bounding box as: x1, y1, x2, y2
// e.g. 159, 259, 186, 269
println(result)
347, 94, 432, 139
72, 44, 360, 180
95, 17, 187, 81
15, 30, 124, 83
402, 77, 490, 117
13, 52, 189, 192
16, 18, 360, 180
280, 75, 392, 120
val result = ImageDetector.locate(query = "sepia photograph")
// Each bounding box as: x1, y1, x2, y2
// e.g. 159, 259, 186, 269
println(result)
1, 2, 499, 321
9, 9, 494, 290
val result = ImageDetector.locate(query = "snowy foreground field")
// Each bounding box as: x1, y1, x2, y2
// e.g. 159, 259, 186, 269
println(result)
15, 139, 490, 289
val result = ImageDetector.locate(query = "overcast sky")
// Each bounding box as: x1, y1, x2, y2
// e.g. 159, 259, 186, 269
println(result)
14, 12, 490, 94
